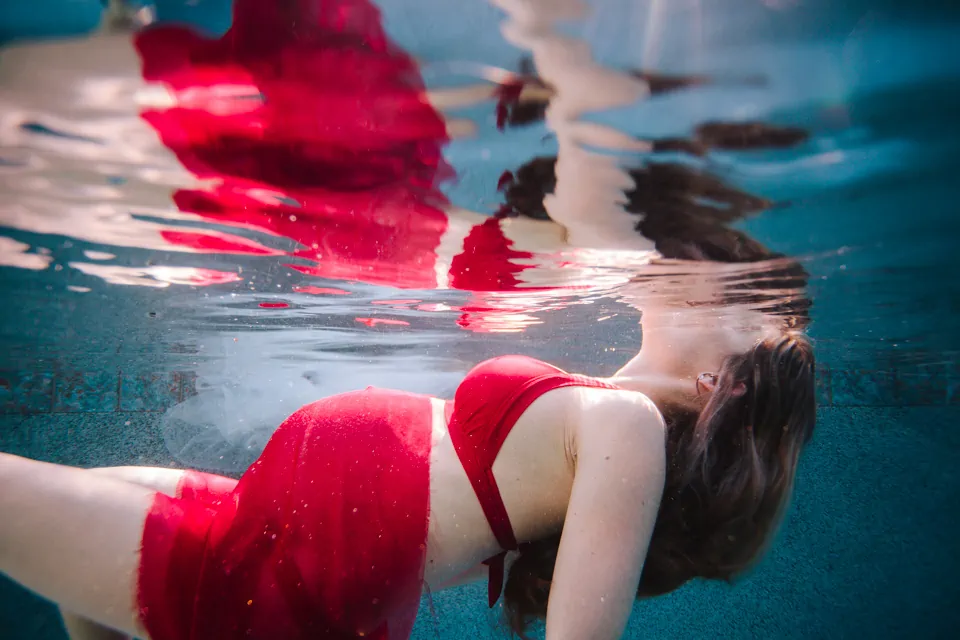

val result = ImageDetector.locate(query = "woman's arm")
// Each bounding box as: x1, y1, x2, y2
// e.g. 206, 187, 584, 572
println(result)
545, 392, 666, 640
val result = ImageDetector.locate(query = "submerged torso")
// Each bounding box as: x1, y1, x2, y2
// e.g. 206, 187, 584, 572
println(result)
138, 355, 653, 639
424, 388, 575, 586
421, 355, 644, 589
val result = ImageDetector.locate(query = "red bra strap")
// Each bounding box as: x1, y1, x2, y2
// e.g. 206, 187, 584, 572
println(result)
447, 421, 519, 608
482, 552, 508, 608
448, 368, 618, 607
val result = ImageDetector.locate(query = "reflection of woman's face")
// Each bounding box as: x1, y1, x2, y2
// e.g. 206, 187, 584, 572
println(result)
0, 0, 800, 343
634, 301, 781, 396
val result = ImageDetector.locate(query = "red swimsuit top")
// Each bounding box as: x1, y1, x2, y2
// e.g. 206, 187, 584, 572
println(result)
447, 355, 619, 607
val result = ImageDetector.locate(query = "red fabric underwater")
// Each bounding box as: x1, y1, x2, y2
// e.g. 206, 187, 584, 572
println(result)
446, 355, 620, 605
134, 0, 453, 289
138, 389, 434, 640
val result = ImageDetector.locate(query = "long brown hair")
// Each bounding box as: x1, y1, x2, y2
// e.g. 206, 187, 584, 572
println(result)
503, 333, 817, 636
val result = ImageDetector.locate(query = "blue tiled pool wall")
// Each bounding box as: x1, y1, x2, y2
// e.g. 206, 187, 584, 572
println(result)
0, 370, 194, 414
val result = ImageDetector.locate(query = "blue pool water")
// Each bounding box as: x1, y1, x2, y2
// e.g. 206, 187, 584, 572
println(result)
1, 1, 959, 638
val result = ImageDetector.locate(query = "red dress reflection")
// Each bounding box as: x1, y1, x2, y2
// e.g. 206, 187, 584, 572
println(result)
134, 0, 469, 288
132, 0, 601, 332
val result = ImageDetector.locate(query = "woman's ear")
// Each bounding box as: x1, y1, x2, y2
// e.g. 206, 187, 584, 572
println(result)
731, 381, 747, 397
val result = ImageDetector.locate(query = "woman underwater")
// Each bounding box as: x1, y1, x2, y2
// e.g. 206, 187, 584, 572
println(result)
1, 2, 818, 639
0, 299, 816, 640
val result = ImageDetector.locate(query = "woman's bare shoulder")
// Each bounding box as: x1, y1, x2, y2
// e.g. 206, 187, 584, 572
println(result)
563, 386, 666, 467
575, 386, 665, 428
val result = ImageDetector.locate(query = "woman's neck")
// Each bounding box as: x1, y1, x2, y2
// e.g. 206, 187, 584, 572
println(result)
599, 355, 696, 413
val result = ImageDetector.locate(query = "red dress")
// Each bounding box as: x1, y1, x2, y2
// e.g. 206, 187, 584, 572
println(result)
137, 356, 618, 639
